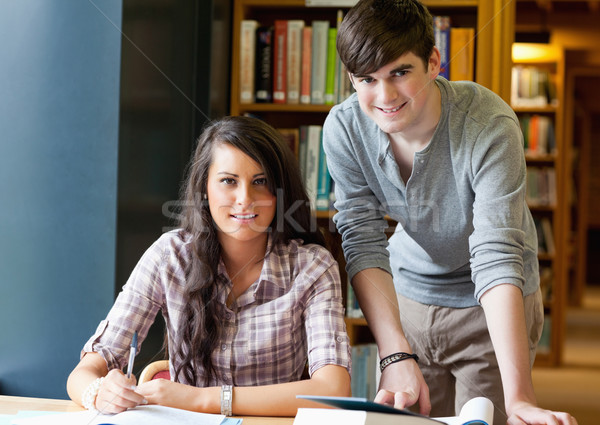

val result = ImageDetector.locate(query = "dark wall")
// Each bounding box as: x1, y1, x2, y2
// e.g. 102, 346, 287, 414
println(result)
0, 2, 123, 398
116, 0, 231, 370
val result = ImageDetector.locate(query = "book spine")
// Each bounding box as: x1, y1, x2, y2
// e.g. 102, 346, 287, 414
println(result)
286, 20, 304, 105
304, 125, 322, 209
315, 134, 331, 211
324, 27, 338, 105
255, 26, 273, 103
433, 16, 450, 80
273, 20, 288, 104
300, 26, 313, 104
449, 27, 474, 81
310, 20, 329, 105
239, 20, 259, 104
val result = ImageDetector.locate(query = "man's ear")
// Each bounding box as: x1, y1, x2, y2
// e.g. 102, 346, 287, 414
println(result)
428, 47, 441, 79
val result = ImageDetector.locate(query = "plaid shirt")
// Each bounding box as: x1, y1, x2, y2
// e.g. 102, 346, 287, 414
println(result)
82, 229, 351, 386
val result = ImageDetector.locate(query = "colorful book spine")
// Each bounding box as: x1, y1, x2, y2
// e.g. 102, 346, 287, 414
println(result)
324, 27, 338, 105
300, 26, 313, 104
287, 20, 304, 104
315, 134, 331, 211
433, 16, 450, 80
449, 27, 474, 81
255, 26, 273, 103
273, 20, 288, 104
304, 125, 322, 209
310, 20, 330, 105
239, 20, 259, 104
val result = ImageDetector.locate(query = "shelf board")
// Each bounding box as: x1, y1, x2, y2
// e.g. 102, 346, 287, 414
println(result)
525, 154, 556, 163
241, 0, 478, 8
237, 103, 334, 114
345, 316, 368, 327
512, 105, 558, 114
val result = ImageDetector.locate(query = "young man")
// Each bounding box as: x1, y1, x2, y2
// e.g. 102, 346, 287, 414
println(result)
323, 1, 577, 424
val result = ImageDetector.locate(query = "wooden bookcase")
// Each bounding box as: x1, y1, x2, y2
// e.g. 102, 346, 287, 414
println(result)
511, 43, 567, 367
229, 0, 516, 353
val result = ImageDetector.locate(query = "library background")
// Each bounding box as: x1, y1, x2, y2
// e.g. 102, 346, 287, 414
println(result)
2, 0, 599, 407
121, 0, 600, 401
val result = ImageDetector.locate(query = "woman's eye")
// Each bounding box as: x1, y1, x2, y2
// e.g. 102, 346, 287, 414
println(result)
221, 178, 236, 185
254, 177, 267, 185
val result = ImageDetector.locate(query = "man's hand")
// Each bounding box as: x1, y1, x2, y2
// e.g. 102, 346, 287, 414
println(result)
507, 402, 578, 425
374, 359, 431, 415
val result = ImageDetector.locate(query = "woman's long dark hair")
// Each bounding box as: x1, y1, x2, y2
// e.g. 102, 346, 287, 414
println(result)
171, 116, 325, 386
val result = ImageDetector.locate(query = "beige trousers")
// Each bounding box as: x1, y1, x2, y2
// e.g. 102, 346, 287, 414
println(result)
397, 288, 544, 425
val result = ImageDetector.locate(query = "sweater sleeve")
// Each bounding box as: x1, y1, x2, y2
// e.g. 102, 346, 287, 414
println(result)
322, 106, 392, 282
468, 114, 531, 301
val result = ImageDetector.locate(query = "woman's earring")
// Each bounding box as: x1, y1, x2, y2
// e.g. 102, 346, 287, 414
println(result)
203, 193, 208, 200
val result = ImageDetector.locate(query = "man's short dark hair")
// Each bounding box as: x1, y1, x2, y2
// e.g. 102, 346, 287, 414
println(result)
337, 0, 435, 75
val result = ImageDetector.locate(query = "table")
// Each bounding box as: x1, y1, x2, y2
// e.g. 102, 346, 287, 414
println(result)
0, 396, 294, 424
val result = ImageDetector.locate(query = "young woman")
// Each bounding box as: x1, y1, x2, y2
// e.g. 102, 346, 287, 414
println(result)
67, 116, 351, 416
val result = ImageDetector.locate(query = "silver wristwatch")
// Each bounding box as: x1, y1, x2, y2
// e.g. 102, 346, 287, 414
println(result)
220, 384, 233, 416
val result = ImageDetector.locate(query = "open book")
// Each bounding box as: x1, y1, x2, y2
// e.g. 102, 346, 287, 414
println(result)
295, 395, 493, 425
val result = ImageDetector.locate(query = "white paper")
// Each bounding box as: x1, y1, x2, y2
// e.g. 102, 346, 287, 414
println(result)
11, 405, 226, 425
435, 397, 494, 425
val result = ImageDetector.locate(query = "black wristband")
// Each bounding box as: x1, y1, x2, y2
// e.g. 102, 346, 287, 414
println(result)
379, 352, 419, 372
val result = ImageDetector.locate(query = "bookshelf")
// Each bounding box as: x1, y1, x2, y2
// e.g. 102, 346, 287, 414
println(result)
229, 0, 516, 368
511, 42, 567, 366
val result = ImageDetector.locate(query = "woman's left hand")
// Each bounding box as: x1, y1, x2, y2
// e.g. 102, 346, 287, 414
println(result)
136, 379, 215, 413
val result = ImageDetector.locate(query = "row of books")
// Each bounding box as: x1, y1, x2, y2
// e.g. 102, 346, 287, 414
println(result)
276, 125, 333, 210
240, 14, 352, 106
534, 216, 556, 256
520, 114, 556, 155
351, 343, 379, 400
511, 65, 558, 108
526, 167, 557, 208
433, 16, 475, 82
240, 15, 476, 106
537, 315, 552, 355
539, 265, 553, 303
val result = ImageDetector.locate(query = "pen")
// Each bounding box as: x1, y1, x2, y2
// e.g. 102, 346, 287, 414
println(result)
126, 331, 138, 379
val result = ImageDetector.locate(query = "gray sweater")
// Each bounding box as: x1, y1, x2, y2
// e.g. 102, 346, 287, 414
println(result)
323, 77, 539, 307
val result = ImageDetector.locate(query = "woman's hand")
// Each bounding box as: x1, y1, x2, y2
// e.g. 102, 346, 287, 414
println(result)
137, 379, 214, 412
95, 369, 146, 414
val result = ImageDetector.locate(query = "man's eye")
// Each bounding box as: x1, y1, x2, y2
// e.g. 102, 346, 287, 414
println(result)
359, 77, 374, 84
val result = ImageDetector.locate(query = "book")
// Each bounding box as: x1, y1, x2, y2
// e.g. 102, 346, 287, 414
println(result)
351, 343, 379, 399
315, 131, 332, 210
255, 26, 274, 103
295, 395, 494, 425
449, 27, 474, 81
433, 16, 450, 80
324, 27, 338, 104
277, 127, 300, 158
239, 19, 259, 104
310, 20, 330, 104
287, 20, 305, 104
303, 125, 323, 208
300, 26, 313, 104
273, 20, 288, 104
